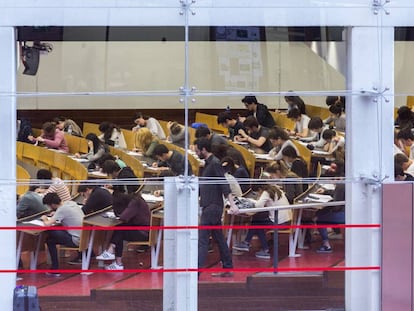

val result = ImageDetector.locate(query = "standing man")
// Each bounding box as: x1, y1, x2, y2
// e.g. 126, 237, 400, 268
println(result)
194, 137, 238, 277
241, 95, 275, 129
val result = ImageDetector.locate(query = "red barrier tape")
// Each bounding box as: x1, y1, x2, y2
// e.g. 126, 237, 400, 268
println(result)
8, 223, 381, 231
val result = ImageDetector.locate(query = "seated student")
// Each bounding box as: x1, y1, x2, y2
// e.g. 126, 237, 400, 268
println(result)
98, 121, 127, 149
28, 122, 69, 153
96, 152, 127, 169
302, 117, 329, 145
325, 95, 345, 111
217, 111, 247, 141
53, 116, 83, 137
135, 127, 160, 159
96, 183, 151, 270
313, 160, 345, 253
395, 164, 414, 181
195, 126, 228, 147
17, 117, 34, 144
152, 144, 192, 176
166, 121, 188, 148
16, 184, 49, 219
232, 183, 291, 259
395, 153, 414, 176
264, 161, 304, 204
397, 128, 414, 159
321, 129, 345, 161
75, 133, 109, 163
211, 144, 248, 173
236, 116, 272, 153
221, 156, 250, 194
268, 126, 298, 161
395, 106, 414, 130
41, 193, 84, 276
132, 112, 166, 140
241, 95, 275, 129
35, 169, 71, 202
324, 103, 346, 132
286, 107, 312, 138
77, 184, 113, 216
281, 145, 309, 181
284, 94, 307, 115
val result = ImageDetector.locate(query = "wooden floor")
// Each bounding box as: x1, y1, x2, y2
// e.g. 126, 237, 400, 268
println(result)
17, 234, 345, 311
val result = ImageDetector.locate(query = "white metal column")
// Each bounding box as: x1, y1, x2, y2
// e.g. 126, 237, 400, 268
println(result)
163, 176, 198, 311
0, 26, 17, 311
346, 26, 394, 311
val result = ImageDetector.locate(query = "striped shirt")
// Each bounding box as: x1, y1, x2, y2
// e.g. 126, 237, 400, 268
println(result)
44, 177, 71, 202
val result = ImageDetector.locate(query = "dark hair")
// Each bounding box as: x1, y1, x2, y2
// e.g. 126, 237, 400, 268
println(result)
53, 116, 66, 123
241, 96, 258, 105
43, 192, 61, 205
99, 122, 119, 142
41, 122, 56, 137
395, 153, 410, 166
37, 169, 52, 180
308, 117, 324, 130
251, 183, 282, 201
322, 129, 336, 140
152, 144, 169, 157
281, 145, 298, 158
287, 107, 301, 119
169, 122, 183, 135
77, 183, 97, 193
101, 160, 121, 174
96, 152, 116, 167
134, 111, 149, 120
284, 94, 306, 114
243, 116, 259, 128
332, 160, 345, 177
85, 133, 104, 154
194, 137, 211, 153
195, 126, 211, 139
221, 156, 236, 174
397, 128, 414, 140
326, 96, 345, 110
217, 112, 233, 124
397, 106, 413, 120
268, 126, 289, 141
329, 103, 343, 116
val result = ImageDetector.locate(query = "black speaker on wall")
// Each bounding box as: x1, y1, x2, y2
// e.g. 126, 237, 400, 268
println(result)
22, 45, 40, 76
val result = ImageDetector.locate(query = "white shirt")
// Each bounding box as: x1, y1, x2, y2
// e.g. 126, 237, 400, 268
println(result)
254, 190, 291, 224
294, 114, 311, 137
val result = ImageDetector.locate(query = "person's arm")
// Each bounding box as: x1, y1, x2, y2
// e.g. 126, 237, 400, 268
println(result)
42, 131, 65, 149
254, 191, 269, 208
238, 129, 266, 148
86, 146, 106, 162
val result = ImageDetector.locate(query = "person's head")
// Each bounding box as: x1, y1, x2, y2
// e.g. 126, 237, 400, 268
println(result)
101, 159, 121, 178
268, 127, 289, 147
42, 192, 61, 210
152, 144, 170, 161
286, 107, 301, 121
264, 160, 289, 178
85, 133, 102, 154
77, 184, 97, 200
322, 129, 336, 142
41, 122, 56, 138
194, 137, 211, 159
134, 112, 149, 126
397, 128, 414, 146
281, 145, 298, 163
395, 153, 411, 171
195, 126, 211, 139
243, 116, 260, 133
329, 103, 343, 118
308, 117, 324, 133
217, 112, 235, 128
99, 122, 117, 140
221, 156, 236, 174
96, 152, 116, 167
241, 96, 258, 111
327, 160, 345, 177
397, 106, 413, 121
135, 127, 155, 151
284, 94, 304, 107
37, 169, 52, 180
52, 116, 67, 130
168, 121, 184, 136
251, 182, 282, 201
326, 96, 345, 110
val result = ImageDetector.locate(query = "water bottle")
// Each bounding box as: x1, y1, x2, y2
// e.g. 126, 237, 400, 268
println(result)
67, 124, 73, 135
